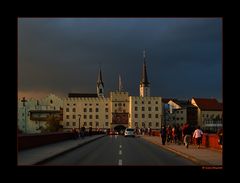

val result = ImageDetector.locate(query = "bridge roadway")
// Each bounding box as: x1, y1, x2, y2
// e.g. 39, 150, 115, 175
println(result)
40, 135, 195, 166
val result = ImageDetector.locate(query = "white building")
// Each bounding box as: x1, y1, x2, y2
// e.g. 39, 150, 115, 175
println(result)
18, 94, 63, 133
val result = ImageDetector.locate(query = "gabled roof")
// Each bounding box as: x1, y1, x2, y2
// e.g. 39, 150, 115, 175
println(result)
162, 98, 173, 104
192, 98, 222, 111
68, 93, 98, 98
170, 99, 196, 108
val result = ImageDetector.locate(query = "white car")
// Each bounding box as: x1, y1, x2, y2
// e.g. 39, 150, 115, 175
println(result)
124, 128, 135, 137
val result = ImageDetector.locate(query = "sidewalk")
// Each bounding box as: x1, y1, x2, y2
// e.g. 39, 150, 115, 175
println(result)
18, 134, 106, 165
140, 135, 222, 166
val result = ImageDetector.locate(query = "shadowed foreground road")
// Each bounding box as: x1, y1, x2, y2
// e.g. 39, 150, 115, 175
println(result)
40, 135, 195, 166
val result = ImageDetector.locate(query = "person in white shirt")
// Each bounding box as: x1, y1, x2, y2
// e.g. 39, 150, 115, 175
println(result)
193, 126, 203, 149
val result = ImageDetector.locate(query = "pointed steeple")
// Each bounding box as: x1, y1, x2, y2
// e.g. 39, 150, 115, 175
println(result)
97, 68, 104, 87
118, 74, 123, 92
140, 49, 150, 97
140, 49, 150, 87
97, 67, 104, 97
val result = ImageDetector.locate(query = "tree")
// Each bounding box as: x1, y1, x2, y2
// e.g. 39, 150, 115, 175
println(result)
43, 114, 62, 132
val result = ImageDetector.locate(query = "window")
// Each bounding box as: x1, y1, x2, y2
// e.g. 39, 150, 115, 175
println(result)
66, 115, 69, 119
142, 101, 144, 104
176, 117, 179, 120
148, 107, 151, 111
155, 114, 158, 118
181, 117, 183, 120
135, 114, 138, 118
89, 115, 92, 119
85, 103, 87, 106
142, 107, 145, 111
84, 122, 87, 126
123, 103, 125, 106
173, 117, 175, 120
115, 104, 117, 107
149, 122, 152, 127
90, 104, 92, 106
22, 113, 24, 116
155, 101, 158, 104
177, 111, 179, 114
135, 101, 137, 104
135, 107, 138, 111
73, 115, 76, 119
72, 108, 76, 112
73, 122, 76, 126
96, 103, 99, 106
96, 115, 99, 119
67, 103, 69, 106
148, 114, 151, 118
89, 108, 92, 112
105, 122, 108, 126
105, 115, 108, 119
66, 122, 69, 126
66, 108, 69, 112
84, 115, 87, 119
142, 122, 145, 127
135, 122, 138, 127
156, 122, 159, 127
84, 108, 87, 112
105, 108, 108, 112
206, 114, 209, 117
148, 101, 151, 104
181, 111, 183, 114
142, 114, 145, 118
73, 103, 76, 106
96, 122, 99, 127
50, 100, 53, 104
155, 107, 158, 111
89, 122, 92, 126
96, 108, 99, 112
105, 103, 108, 106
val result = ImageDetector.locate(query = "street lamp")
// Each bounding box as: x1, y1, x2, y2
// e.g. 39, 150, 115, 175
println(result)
78, 114, 81, 131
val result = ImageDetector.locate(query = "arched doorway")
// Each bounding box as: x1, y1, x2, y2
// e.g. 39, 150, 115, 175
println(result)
114, 125, 126, 135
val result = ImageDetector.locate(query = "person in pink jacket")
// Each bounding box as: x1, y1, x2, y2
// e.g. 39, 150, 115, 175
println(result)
193, 126, 203, 149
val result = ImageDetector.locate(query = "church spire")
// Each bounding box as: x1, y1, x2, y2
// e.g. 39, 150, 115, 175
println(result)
140, 49, 150, 97
97, 67, 104, 97
118, 74, 123, 92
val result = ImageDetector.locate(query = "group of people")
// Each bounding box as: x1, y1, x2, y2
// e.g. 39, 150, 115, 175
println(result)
160, 122, 204, 149
72, 126, 87, 139
135, 127, 152, 136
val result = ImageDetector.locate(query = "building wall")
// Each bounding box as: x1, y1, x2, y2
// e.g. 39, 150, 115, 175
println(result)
18, 94, 63, 134
129, 96, 162, 129
63, 97, 110, 131
171, 108, 187, 125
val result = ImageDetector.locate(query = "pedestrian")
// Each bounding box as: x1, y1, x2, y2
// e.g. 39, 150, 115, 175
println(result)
192, 126, 203, 148
160, 125, 167, 145
182, 122, 191, 148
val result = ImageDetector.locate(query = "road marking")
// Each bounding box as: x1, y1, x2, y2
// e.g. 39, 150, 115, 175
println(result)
118, 159, 122, 166
119, 150, 122, 155
119, 145, 122, 148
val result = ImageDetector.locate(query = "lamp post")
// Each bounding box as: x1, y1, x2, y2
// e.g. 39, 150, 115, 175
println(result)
78, 114, 81, 131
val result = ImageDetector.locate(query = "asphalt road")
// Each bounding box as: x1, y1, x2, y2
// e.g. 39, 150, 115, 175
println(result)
40, 135, 195, 166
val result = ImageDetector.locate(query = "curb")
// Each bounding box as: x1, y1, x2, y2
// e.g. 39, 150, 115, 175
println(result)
34, 135, 106, 165
141, 137, 211, 166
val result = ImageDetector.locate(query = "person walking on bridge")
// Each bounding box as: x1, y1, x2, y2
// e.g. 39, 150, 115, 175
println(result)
193, 126, 203, 149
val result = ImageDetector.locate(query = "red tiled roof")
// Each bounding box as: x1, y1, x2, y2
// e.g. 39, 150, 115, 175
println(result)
192, 98, 222, 111
162, 98, 173, 103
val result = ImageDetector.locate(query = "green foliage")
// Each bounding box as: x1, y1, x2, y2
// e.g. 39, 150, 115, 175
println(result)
41, 114, 63, 133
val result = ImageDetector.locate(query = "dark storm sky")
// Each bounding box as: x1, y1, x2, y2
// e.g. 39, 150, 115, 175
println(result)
18, 18, 222, 101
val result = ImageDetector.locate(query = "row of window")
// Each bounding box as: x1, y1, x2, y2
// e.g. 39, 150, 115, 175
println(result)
175, 111, 183, 114
67, 103, 108, 106
65, 121, 109, 127
66, 108, 109, 113
134, 101, 159, 105
66, 114, 109, 119
134, 122, 159, 127
114, 103, 126, 107
133, 114, 160, 118
134, 106, 159, 111
202, 114, 220, 118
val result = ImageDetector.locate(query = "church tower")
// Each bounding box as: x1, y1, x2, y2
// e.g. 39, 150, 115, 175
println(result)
97, 68, 104, 97
140, 49, 150, 97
